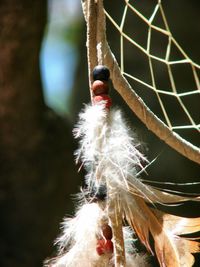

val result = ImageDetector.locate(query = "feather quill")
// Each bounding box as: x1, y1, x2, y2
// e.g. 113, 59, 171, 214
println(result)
74, 101, 200, 267
45, 200, 150, 267
45, 202, 111, 267
46, 100, 200, 267
74, 103, 200, 204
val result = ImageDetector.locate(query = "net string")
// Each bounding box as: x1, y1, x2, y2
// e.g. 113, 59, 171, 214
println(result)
81, 0, 200, 164
105, 0, 200, 132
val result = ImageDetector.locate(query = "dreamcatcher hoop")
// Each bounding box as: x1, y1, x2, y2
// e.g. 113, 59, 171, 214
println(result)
45, 2, 200, 266
81, 0, 200, 164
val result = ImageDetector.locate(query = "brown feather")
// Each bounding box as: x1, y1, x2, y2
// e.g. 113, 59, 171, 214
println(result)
122, 192, 200, 267
123, 194, 153, 254
129, 183, 200, 204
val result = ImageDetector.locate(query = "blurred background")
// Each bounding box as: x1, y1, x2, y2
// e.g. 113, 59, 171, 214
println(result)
41, 0, 81, 117
0, 0, 199, 266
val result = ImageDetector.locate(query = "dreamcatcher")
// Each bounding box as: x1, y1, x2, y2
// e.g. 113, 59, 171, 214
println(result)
45, 1, 200, 266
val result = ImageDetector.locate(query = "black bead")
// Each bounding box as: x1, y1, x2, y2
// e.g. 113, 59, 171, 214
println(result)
92, 65, 110, 81
94, 184, 107, 200
88, 184, 107, 201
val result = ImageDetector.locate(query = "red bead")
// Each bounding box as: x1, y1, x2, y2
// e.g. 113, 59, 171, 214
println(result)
104, 240, 113, 253
92, 80, 109, 95
96, 239, 114, 255
93, 94, 112, 108
102, 224, 113, 240
96, 240, 104, 256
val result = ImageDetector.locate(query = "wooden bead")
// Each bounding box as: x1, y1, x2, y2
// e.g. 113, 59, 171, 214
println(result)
104, 240, 113, 253
102, 224, 113, 240
93, 65, 110, 81
96, 239, 113, 255
93, 94, 112, 109
92, 80, 109, 95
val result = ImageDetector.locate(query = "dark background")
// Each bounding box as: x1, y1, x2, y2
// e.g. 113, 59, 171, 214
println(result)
0, 1, 199, 266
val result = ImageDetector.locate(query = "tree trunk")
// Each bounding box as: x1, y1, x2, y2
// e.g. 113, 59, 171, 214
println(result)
0, 1, 79, 266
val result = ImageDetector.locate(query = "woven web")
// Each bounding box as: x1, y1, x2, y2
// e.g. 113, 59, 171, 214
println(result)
104, 0, 200, 147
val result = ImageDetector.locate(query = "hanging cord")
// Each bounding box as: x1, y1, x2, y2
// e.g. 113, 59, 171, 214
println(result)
83, 0, 98, 100
81, 1, 126, 266
82, 0, 200, 164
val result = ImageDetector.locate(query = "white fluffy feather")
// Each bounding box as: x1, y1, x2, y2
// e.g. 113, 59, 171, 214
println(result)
74, 103, 158, 203
123, 227, 151, 267
45, 103, 152, 267
45, 202, 111, 267
45, 202, 150, 267
46, 101, 200, 267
